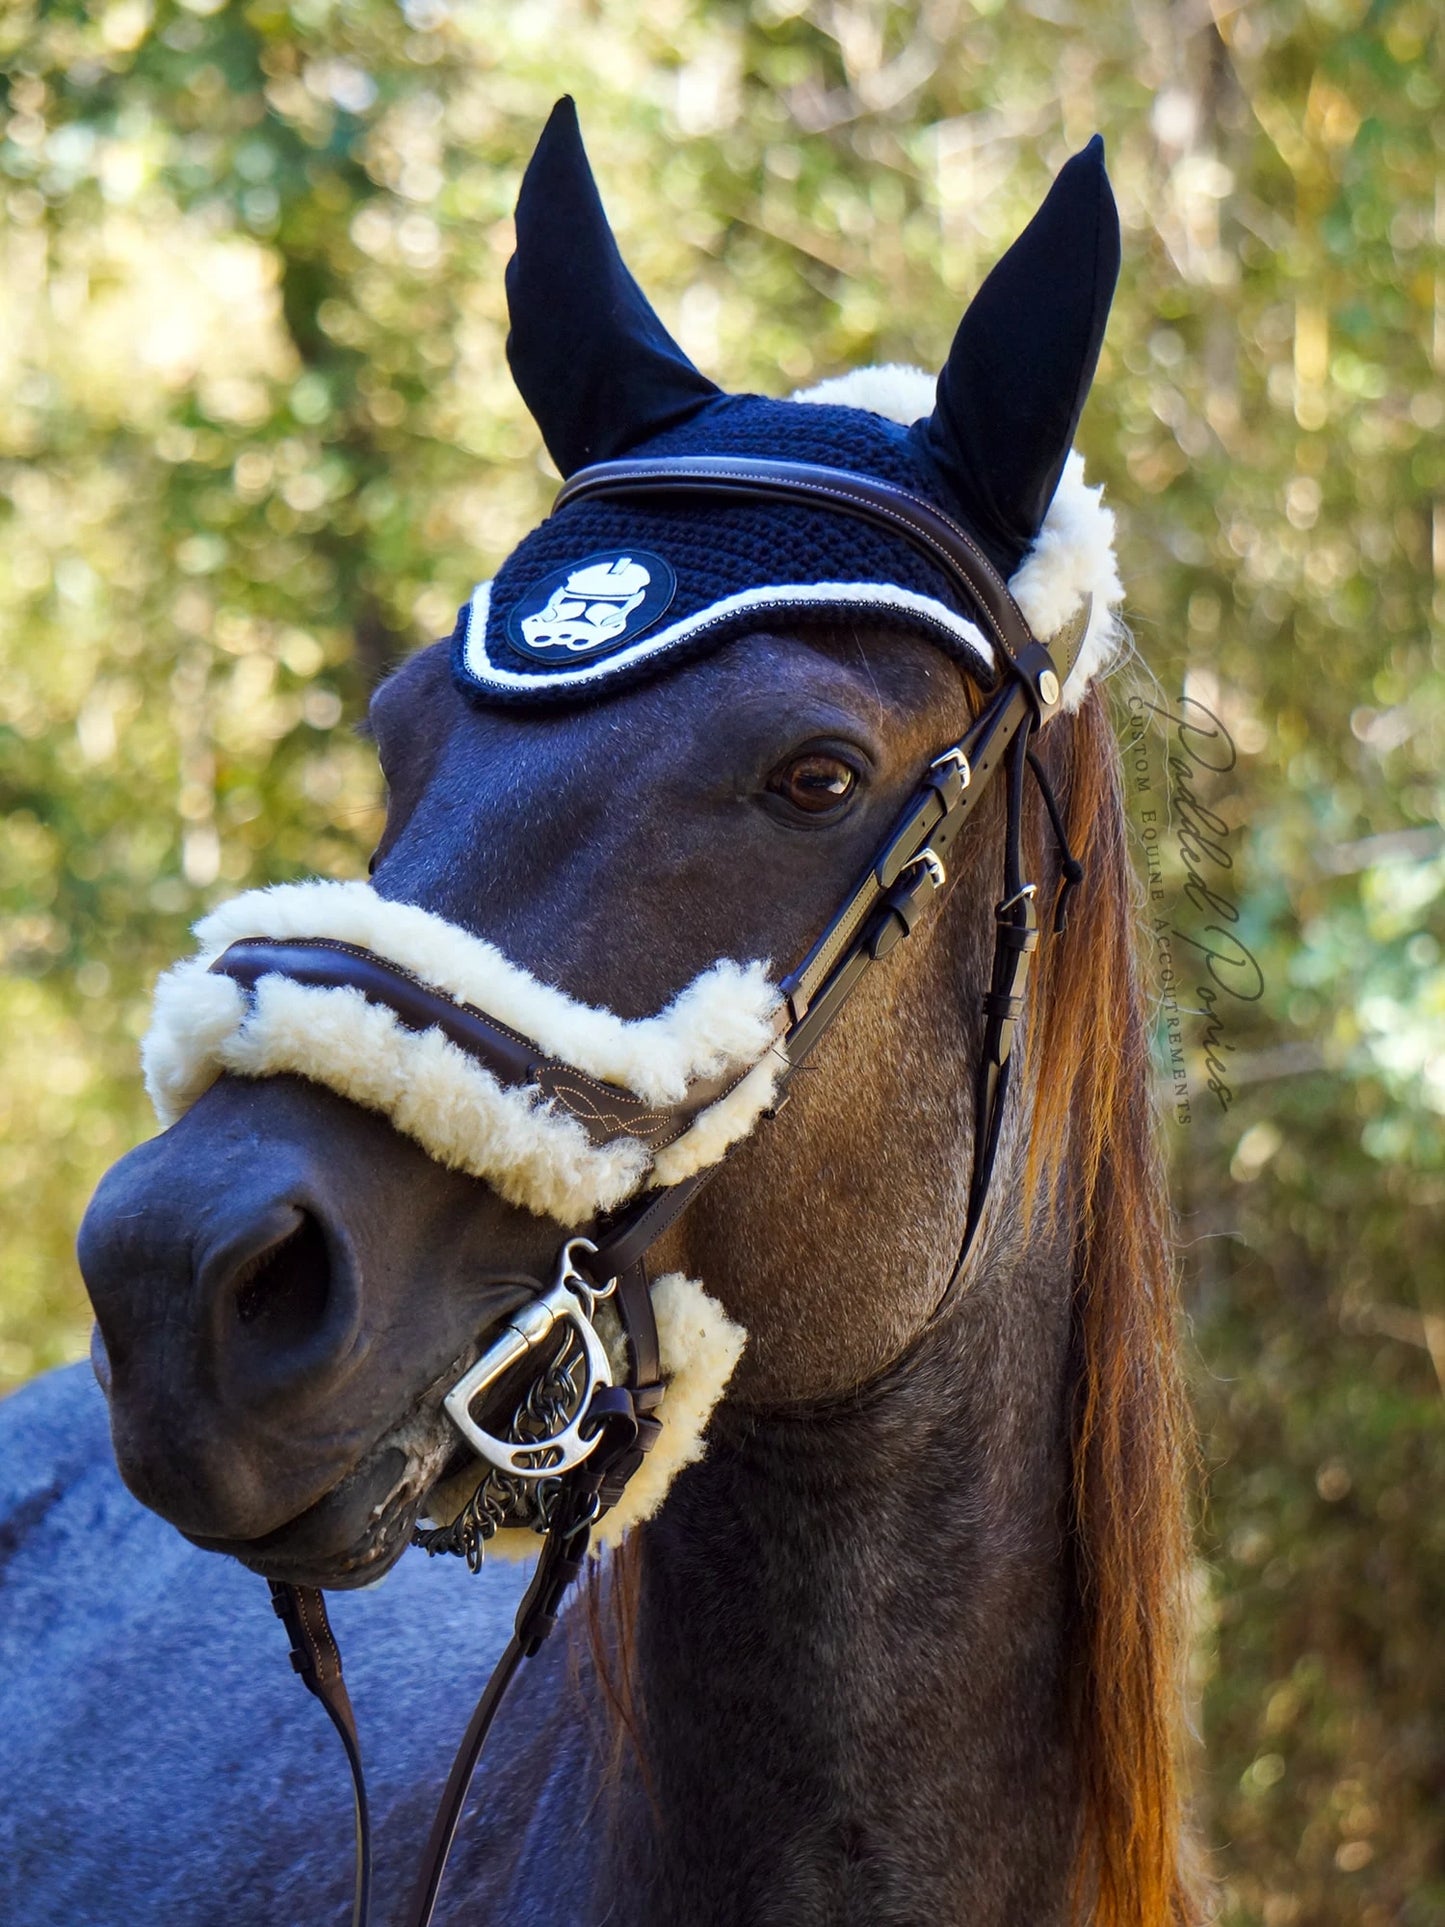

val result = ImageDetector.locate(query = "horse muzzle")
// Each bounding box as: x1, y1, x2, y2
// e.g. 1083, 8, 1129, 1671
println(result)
75, 1070, 542, 1549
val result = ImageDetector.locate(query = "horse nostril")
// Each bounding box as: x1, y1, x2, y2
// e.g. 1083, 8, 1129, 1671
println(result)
232, 1210, 332, 1352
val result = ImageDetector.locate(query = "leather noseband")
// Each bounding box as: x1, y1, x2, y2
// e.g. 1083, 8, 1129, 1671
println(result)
214, 936, 762, 1153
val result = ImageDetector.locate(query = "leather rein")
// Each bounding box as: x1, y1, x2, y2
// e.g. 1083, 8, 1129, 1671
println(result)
251, 456, 1089, 1927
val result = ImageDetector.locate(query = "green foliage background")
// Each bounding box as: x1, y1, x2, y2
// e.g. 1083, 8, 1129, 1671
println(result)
1, 0, 1441, 1917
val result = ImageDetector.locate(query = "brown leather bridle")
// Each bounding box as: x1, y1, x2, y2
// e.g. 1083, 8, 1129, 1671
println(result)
248, 456, 1089, 1927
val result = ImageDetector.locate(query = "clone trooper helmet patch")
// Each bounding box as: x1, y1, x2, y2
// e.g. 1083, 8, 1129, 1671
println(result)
504, 550, 676, 664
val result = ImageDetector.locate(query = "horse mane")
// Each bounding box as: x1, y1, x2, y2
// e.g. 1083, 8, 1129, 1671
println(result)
580, 672, 1204, 1926
1028, 684, 1204, 1926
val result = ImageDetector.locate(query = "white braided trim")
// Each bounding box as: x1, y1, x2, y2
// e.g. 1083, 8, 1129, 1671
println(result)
425, 1270, 748, 1556
460, 577, 997, 696
142, 880, 786, 1223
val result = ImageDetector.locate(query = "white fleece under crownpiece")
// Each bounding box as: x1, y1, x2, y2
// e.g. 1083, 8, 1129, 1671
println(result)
792, 366, 1125, 711
143, 879, 787, 1224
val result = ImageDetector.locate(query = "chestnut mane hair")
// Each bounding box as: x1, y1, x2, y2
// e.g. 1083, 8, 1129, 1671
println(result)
582, 675, 1202, 1927
1032, 685, 1202, 1926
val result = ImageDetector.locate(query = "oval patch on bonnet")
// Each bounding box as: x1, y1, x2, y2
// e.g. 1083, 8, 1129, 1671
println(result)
504, 550, 677, 665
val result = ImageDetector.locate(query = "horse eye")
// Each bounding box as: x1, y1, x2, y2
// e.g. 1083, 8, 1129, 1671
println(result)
767, 752, 859, 816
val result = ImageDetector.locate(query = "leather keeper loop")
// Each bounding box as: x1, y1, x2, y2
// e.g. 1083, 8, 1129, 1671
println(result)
983, 991, 1028, 1023
994, 917, 1040, 951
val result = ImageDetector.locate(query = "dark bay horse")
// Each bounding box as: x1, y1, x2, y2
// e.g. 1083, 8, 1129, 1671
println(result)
0, 103, 1201, 1926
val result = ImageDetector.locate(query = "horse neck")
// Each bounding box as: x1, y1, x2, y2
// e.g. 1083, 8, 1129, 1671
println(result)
615, 1210, 1083, 1924
581, 701, 1194, 1925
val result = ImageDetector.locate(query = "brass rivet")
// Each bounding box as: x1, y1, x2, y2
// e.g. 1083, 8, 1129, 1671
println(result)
1039, 669, 1060, 707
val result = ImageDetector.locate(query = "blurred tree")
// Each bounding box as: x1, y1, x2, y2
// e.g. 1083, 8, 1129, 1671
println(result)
1, 1, 1441, 1918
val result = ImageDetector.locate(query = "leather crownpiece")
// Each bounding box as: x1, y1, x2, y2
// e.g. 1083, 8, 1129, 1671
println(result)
503, 550, 676, 665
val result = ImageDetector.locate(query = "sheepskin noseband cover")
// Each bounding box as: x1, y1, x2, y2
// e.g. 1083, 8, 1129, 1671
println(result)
143, 879, 786, 1225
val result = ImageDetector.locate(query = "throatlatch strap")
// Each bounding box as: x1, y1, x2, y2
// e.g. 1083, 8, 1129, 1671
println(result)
960, 724, 1039, 1259
1026, 749, 1086, 932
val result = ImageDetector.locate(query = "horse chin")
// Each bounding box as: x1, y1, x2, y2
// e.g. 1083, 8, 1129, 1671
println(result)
185, 1408, 458, 1591
166, 1280, 551, 1588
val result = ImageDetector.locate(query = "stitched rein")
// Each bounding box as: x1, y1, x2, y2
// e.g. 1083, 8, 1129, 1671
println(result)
261, 457, 1090, 1927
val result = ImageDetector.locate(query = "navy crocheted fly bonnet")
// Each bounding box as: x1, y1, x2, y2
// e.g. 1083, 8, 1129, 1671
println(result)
454, 99, 1125, 712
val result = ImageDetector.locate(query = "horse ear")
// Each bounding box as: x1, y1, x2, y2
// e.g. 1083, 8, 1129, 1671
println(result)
912, 136, 1121, 574
505, 98, 720, 476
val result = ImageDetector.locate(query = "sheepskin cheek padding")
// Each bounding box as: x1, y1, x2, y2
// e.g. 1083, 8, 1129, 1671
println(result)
141, 880, 787, 1223
425, 1271, 749, 1558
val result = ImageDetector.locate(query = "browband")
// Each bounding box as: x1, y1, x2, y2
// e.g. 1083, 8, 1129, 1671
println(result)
554, 455, 1055, 692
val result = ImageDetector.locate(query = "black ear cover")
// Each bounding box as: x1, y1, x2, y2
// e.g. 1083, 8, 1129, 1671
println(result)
505, 98, 720, 476
911, 136, 1120, 574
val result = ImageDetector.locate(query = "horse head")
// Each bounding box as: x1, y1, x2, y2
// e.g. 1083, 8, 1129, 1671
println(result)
77, 100, 1193, 1923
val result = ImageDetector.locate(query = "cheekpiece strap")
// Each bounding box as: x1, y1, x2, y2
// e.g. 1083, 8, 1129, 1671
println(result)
552, 457, 1090, 1276
268, 457, 1098, 1927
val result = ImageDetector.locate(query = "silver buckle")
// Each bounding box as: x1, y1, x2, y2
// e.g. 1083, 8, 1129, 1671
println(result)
911, 847, 947, 892
929, 746, 971, 788
442, 1237, 616, 1481
995, 881, 1038, 918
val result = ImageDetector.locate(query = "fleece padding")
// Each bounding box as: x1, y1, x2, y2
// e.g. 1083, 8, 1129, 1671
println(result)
143, 880, 786, 1223
792, 367, 1124, 711
426, 1270, 748, 1557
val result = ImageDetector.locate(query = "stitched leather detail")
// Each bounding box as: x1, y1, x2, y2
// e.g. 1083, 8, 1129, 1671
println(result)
293, 1585, 342, 1687
554, 456, 1033, 663
210, 938, 760, 1152
533, 1071, 674, 1147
